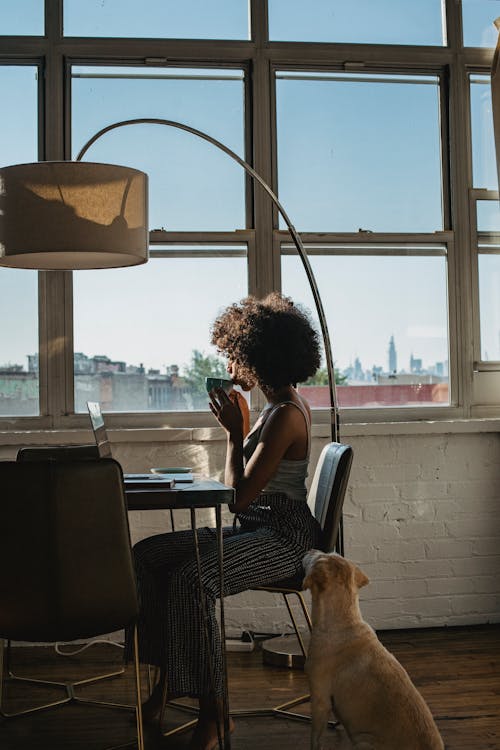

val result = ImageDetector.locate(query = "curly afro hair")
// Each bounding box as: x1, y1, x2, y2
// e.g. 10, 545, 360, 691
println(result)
211, 293, 321, 391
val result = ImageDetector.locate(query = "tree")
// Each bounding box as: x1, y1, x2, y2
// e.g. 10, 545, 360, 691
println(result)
305, 365, 347, 386
182, 350, 228, 409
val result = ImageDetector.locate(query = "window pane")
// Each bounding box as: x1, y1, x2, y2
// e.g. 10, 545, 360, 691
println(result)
477, 199, 500, 231
0, 66, 39, 416
0, 67, 38, 166
71, 67, 246, 231
73, 249, 247, 412
478, 254, 500, 360
470, 75, 497, 190
64, 0, 249, 39
276, 73, 443, 232
282, 250, 449, 408
462, 0, 500, 47
0, 0, 43, 35
0, 270, 39, 416
269, 0, 445, 45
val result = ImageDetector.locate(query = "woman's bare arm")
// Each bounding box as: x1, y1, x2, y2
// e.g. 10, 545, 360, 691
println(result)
209, 387, 309, 513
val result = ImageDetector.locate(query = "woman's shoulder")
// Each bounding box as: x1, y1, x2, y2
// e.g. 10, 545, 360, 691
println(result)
263, 397, 310, 433
269, 394, 310, 418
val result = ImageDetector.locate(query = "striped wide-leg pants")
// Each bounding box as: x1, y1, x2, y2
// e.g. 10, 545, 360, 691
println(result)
130, 493, 322, 699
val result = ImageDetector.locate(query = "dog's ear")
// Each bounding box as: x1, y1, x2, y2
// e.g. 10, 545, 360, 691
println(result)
353, 564, 369, 589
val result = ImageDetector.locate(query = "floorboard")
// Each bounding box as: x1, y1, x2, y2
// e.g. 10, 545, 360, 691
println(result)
1, 625, 499, 749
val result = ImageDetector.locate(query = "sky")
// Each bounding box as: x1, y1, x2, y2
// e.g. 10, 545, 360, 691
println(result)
1, 1, 500, 383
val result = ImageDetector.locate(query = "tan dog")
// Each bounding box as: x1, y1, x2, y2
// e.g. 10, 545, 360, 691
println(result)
303, 550, 444, 750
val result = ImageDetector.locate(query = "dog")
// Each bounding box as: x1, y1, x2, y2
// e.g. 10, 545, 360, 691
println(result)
302, 550, 444, 750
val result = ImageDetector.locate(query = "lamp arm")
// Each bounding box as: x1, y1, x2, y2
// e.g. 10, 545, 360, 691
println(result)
77, 117, 339, 442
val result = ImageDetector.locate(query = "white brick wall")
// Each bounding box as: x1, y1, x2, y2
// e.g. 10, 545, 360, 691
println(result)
345, 432, 500, 629
1, 424, 499, 635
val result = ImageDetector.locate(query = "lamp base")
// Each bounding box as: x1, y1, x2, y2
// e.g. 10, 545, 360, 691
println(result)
261, 633, 310, 669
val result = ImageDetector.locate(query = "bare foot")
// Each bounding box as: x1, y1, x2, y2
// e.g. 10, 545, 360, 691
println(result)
189, 716, 235, 750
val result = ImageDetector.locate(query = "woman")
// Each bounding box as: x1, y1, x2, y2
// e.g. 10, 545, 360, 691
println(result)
133, 293, 323, 750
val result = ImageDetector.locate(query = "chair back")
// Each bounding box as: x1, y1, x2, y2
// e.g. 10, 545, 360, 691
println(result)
0, 458, 138, 643
17, 445, 99, 462
307, 442, 353, 552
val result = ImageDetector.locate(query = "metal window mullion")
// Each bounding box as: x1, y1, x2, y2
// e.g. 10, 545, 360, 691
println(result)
41, 30, 74, 424
265, 43, 455, 68
477, 242, 500, 252
469, 193, 483, 368
443, 0, 462, 51
248, 0, 271, 415
252, 49, 275, 297
280, 248, 448, 258
470, 188, 499, 201
447, 47, 474, 416
148, 230, 254, 244
38, 271, 73, 425
45, 0, 63, 41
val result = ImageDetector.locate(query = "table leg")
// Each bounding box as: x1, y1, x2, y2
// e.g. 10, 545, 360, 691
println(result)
216, 504, 231, 750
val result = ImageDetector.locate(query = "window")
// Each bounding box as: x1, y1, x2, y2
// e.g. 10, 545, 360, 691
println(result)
470, 75, 497, 191
64, 0, 249, 39
478, 251, 500, 362
71, 67, 246, 231
269, 0, 445, 45
462, 0, 500, 48
0, 66, 39, 417
0, 1, 498, 424
276, 69, 449, 410
470, 74, 500, 370
282, 245, 450, 409
275, 72, 443, 233
70, 65, 248, 412
0, 0, 44, 35
73, 246, 248, 412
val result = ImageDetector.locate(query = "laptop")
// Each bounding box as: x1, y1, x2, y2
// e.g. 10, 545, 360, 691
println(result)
86, 402, 193, 487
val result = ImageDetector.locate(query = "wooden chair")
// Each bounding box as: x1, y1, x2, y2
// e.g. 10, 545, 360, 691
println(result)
0, 458, 144, 750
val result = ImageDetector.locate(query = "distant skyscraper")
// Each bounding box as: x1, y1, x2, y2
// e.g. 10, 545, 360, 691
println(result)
410, 354, 422, 373
388, 335, 397, 374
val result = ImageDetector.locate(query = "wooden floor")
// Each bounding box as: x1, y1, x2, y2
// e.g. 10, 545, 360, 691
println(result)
1, 625, 499, 749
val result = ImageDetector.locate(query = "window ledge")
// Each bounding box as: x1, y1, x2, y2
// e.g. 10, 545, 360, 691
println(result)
1, 417, 499, 447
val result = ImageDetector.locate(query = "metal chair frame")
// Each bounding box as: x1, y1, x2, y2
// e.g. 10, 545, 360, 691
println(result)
6, 445, 126, 693
0, 459, 145, 750
166, 441, 353, 732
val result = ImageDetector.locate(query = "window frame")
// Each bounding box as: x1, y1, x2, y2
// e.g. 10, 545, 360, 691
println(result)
0, 0, 498, 428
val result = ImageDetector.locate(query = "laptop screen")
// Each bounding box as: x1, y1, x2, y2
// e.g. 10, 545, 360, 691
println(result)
87, 401, 113, 458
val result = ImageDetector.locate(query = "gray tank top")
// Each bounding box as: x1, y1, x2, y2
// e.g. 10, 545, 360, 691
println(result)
243, 399, 311, 503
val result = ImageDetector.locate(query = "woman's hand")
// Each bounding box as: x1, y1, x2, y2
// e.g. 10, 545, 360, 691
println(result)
209, 387, 243, 437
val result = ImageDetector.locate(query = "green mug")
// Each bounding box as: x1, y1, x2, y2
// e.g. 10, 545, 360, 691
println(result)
205, 377, 234, 394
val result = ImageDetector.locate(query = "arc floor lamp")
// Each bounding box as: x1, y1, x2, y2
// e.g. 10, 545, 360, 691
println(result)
74, 117, 340, 443
0, 117, 340, 442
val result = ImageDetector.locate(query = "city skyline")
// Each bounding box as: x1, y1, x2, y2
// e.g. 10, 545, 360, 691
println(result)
1, 331, 449, 383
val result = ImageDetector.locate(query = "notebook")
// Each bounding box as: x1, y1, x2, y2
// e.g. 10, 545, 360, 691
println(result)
86, 401, 193, 488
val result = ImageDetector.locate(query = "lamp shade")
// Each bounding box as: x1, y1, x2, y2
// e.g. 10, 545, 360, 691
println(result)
0, 161, 148, 270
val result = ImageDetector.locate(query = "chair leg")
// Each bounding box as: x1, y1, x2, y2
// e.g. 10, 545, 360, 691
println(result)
4, 636, 126, 710
0, 638, 71, 718
1, 633, 146, 750
231, 591, 338, 729
132, 627, 145, 750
